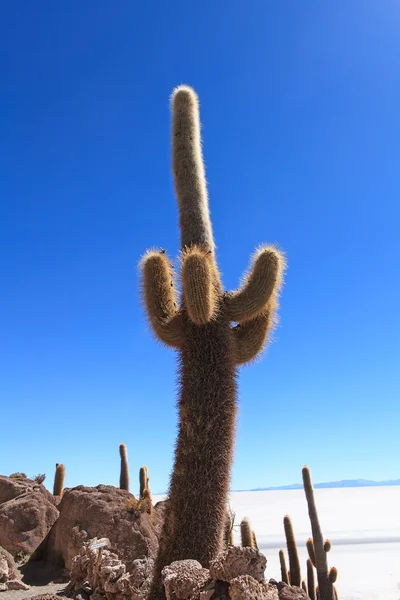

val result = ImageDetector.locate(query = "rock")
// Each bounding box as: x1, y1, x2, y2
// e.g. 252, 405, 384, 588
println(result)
0, 546, 18, 582
43, 485, 162, 571
278, 583, 309, 599
162, 560, 213, 599
27, 596, 71, 600
68, 539, 155, 600
3, 579, 30, 591
0, 476, 59, 557
229, 575, 278, 600
209, 546, 267, 583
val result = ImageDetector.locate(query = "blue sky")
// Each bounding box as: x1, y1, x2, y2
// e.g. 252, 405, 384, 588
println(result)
1, 1, 399, 495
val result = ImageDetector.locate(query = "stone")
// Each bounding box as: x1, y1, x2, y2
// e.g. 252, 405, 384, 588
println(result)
0, 546, 18, 582
162, 560, 212, 599
209, 546, 267, 583
4, 579, 30, 591
278, 583, 309, 599
0, 476, 59, 557
43, 485, 162, 571
229, 575, 278, 600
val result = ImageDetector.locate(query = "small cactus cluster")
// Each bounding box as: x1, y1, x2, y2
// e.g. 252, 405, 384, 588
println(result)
275, 467, 338, 599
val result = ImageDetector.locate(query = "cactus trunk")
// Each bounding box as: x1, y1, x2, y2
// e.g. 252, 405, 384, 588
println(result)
150, 317, 237, 597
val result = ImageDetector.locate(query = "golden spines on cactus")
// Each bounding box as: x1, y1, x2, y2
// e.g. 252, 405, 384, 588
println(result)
302, 581, 308, 594
53, 463, 65, 497
329, 567, 338, 583
251, 529, 259, 550
140, 250, 184, 348
181, 246, 219, 325
302, 466, 336, 600
283, 515, 301, 587
324, 539, 332, 553
279, 549, 289, 585
307, 559, 316, 600
240, 517, 254, 548
119, 443, 129, 492
225, 246, 285, 323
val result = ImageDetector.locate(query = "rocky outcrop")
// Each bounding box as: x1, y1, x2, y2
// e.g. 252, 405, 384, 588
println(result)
277, 583, 309, 599
0, 546, 18, 582
159, 547, 281, 600
0, 476, 59, 557
229, 575, 278, 600
67, 539, 154, 600
209, 546, 267, 583
161, 560, 213, 599
44, 486, 163, 571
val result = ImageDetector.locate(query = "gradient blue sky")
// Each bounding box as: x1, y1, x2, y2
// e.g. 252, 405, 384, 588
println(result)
1, 1, 399, 495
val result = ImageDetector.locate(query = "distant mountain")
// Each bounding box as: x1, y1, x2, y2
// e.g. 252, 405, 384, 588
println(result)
247, 479, 400, 492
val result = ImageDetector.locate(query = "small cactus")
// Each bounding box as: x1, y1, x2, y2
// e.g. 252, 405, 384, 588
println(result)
283, 515, 301, 587
240, 517, 254, 548
223, 510, 234, 547
307, 558, 316, 600
306, 538, 316, 567
53, 464, 65, 497
301, 581, 308, 594
279, 549, 289, 585
119, 443, 130, 492
324, 539, 332, 553
251, 529, 259, 550
139, 466, 148, 498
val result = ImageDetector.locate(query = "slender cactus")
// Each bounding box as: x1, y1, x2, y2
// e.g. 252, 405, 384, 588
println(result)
302, 466, 336, 600
142, 487, 153, 515
279, 549, 289, 585
223, 510, 234, 547
119, 443, 129, 492
251, 529, 259, 551
53, 463, 65, 497
307, 559, 316, 600
139, 466, 148, 498
302, 581, 308, 594
283, 515, 301, 587
143, 86, 285, 600
306, 538, 316, 567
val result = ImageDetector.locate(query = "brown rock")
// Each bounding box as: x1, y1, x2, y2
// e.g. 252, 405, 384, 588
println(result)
0, 476, 59, 557
278, 583, 309, 599
0, 546, 18, 582
162, 560, 213, 600
44, 485, 162, 571
209, 546, 267, 583
4, 579, 30, 591
229, 575, 278, 600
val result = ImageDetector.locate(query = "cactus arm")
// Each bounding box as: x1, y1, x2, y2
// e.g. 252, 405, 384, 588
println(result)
181, 246, 220, 325
140, 250, 185, 348
232, 309, 274, 365
172, 86, 215, 252
224, 246, 285, 322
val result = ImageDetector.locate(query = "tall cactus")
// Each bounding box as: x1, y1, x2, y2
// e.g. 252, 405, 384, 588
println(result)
119, 443, 130, 492
142, 86, 285, 600
53, 463, 65, 497
302, 466, 336, 600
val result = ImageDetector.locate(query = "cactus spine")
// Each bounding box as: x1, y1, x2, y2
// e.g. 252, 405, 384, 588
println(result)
119, 444, 129, 492
142, 86, 285, 600
302, 466, 336, 600
53, 463, 65, 497
283, 515, 301, 587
